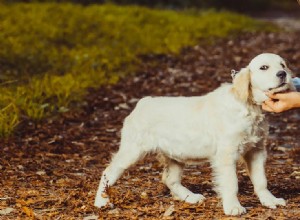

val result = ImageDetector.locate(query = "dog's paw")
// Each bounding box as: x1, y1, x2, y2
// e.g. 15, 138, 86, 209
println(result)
185, 193, 205, 204
260, 196, 286, 209
223, 203, 246, 216
94, 196, 110, 208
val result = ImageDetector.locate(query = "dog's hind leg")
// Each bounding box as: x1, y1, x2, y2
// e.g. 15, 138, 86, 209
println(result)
94, 140, 145, 208
161, 157, 205, 204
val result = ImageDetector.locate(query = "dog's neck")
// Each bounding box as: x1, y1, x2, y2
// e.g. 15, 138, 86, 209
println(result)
245, 95, 264, 124
251, 88, 268, 105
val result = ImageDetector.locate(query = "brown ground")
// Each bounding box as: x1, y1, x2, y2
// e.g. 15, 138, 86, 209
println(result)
0, 31, 300, 219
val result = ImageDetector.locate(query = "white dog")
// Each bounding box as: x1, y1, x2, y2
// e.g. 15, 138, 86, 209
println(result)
95, 53, 294, 215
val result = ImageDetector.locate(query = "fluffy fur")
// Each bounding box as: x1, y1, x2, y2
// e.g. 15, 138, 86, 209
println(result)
94, 53, 294, 215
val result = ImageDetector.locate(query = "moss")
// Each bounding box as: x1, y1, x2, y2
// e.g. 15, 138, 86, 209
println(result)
0, 3, 276, 137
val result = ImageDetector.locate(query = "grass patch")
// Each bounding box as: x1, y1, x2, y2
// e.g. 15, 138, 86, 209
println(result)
0, 3, 275, 137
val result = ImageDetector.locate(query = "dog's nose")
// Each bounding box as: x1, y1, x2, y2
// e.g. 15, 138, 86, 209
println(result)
276, 71, 286, 79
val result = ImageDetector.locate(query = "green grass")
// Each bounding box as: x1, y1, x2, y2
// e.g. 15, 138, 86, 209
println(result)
0, 3, 276, 137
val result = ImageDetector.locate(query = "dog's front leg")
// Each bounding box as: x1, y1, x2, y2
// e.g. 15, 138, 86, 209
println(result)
243, 147, 286, 209
212, 152, 246, 216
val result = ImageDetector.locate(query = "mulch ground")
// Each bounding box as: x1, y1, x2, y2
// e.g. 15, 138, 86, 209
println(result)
1, 31, 300, 219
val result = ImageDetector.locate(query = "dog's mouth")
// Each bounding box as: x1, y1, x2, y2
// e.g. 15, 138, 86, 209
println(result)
268, 82, 289, 93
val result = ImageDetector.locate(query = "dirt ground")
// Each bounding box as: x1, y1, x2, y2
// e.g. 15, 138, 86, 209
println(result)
0, 31, 300, 219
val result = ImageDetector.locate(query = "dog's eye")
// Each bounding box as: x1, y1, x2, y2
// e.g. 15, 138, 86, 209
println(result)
260, 65, 269, 70
281, 63, 286, 68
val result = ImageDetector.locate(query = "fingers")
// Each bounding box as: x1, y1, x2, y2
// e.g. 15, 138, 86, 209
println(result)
262, 101, 275, 112
265, 92, 280, 99
265, 91, 292, 100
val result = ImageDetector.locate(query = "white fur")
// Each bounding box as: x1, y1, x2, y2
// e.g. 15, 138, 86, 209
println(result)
94, 53, 293, 215
249, 53, 294, 104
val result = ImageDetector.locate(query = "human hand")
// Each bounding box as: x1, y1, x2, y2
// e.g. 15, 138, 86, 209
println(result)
262, 91, 300, 113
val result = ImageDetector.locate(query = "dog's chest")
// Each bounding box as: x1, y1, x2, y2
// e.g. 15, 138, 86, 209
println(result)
238, 111, 266, 153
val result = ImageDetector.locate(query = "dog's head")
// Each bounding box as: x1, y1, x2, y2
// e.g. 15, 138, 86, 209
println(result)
232, 53, 295, 105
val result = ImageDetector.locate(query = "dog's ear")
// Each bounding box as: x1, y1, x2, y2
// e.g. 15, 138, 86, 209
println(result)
231, 67, 251, 103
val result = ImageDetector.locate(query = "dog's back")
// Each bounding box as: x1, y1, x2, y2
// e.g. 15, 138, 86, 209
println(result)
121, 84, 257, 161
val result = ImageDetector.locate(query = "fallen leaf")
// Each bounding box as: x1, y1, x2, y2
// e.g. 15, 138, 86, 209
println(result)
83, 215, 99, 220
163, 204, 175, 217
22, 206, 35, 218
0, 207, 14, 215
